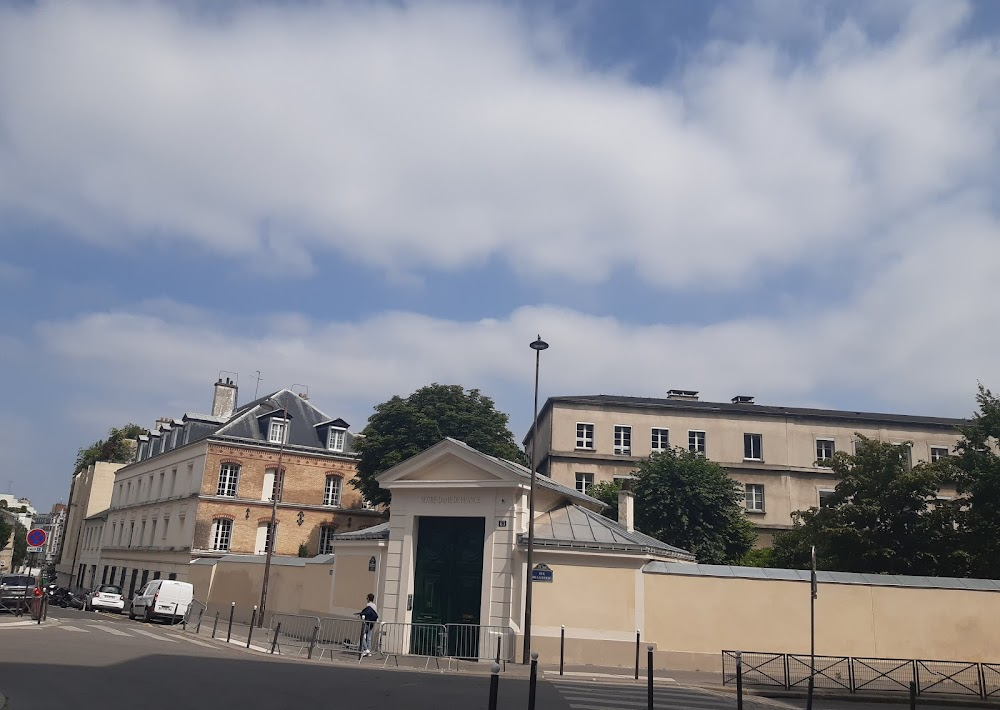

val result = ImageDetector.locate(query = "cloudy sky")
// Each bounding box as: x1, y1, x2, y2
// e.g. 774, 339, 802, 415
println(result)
2, 0, 999, 510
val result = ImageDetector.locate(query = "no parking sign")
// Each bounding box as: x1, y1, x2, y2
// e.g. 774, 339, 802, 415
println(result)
26, 528, 46, 553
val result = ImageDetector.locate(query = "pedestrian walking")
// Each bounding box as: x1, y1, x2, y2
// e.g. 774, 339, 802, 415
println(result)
357, 593, 378, 656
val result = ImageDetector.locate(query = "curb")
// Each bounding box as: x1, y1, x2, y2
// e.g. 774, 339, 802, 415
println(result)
703, 685, 998, 708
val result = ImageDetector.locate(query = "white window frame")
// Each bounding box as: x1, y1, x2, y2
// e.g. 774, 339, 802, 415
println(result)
217, 463, 240, 497
688, 430, 706, 454
268, 418, 289, 444
818, 489, 836, 508
744, 433, 763, 461
328, 427, 346, 453
745, 483, 765, 513
319, 527, 336, 555
650, 428, 670, 452
323, 475, 342, 507
891, 441, 913, 469
930, 445, 950, 463
816, 438, 835, 463
162, 517, 169, 540
575, 472, 594, 494
576, 422, 595, 450
614, 425, 632, 456
137, 442, 147, 460
210, 518, 232, 552
256, 521, 277, 555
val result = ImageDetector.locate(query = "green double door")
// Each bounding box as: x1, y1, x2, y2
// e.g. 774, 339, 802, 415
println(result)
412, 516, 485, 656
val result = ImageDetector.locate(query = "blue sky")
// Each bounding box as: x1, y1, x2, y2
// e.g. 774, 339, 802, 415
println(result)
2, 0, 999, 511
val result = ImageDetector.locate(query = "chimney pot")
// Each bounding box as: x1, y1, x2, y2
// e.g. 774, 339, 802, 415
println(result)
617, 479, 635, 532
211, 376, 238, 419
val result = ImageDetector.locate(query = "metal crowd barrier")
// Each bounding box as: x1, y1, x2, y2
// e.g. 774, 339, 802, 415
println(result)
0, 590, 32, 616
182, 599, 207, 631
316, 615, 371, 661
378, 623, 448, 669
445, 624, 516, 669
268, 613, 321, 656
723, 650, 994, 698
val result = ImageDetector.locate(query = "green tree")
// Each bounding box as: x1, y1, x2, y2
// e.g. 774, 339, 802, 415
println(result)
771, 436, 963, 575
947, 384, 1000, 578
75, 423, 148, 472
589, 480, 622, 521
11, 523, 26, 568
351, 384, 524, 506
632, 448, 756, 564
0, 514, 11, 553
740, 547, 776, 567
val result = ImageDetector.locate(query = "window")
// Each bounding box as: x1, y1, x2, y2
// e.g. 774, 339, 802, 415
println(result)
139, 520, 146, 546
319, 527, 336, 555
137, 442, 147, 460
688, 430, 706, 454
268, 418, 288, 444
614, 426, 632, 455
169, 468, 177, 497
217, 463, 240, 497
576, 423, 594, 450
324, 475, 342, 507
328, 427, 346, 453
157, 472, 165, 499
263, 468, 283, 502
575, 472, 594, 494
745, 484, 765, 513
892, 442, 913, 469
162, 517, 169, 540
650, 428, 670, 452
150, 519, 157, 545
110, 523, 117, 546
816, 439, 835, 463
744, 433, 763, 461
256, 522, 277, 555
210, 519, 232, 551
930, 446, 950, 462
818, 490, 836, 508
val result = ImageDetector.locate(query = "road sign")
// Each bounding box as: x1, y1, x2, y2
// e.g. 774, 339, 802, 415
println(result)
531, 563, 553, 583
26, 528, 47, 548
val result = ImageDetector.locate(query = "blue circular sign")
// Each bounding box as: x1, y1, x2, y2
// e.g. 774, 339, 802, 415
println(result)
26, 528, 46, 547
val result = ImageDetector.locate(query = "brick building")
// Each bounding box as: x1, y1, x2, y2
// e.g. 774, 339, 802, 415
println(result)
97, 379, 383, 597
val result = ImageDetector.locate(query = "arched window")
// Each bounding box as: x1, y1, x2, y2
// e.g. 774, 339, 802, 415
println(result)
217, 463, 240, 497
210, 519, 232, 551
323, 475, 342, 507
262, 468, 284, 502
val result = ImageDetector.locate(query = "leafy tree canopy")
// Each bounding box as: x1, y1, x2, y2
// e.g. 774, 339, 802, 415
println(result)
771, 436, 964, 576
75, 423, 148, 473
0, 514, 11, 552
11, 522, 26, 568
631, 448, 756, 564
589, 480, 622, 521
351, 384, 524, 506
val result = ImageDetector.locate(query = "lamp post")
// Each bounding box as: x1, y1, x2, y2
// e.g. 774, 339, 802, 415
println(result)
522, 335, 548, 664
258, 396, 289, 626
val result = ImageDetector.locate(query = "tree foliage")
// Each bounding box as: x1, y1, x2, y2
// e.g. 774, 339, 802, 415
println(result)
631, 448, 756, 564
74, 423, 148, 472
11, 523, 26, 568
589, 480, 622, 521
0, 514, 11, 553
771, 436, 964, 575
351, 384, 524, 506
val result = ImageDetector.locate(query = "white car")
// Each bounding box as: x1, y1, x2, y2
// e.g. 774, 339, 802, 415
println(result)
129, 580, 193, 623
87, 584, 125, 613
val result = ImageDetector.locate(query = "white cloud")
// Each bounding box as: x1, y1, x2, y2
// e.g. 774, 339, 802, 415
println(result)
0, 1, 996, 287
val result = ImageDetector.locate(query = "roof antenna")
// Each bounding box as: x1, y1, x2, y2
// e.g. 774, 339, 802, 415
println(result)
253, 370, 263, 400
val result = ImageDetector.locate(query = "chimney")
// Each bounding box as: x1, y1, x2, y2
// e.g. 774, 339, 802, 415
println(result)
618, 478, 635, 532
212, 377, 238, 419
731, 395, 755, 405
666, 389, 699, 401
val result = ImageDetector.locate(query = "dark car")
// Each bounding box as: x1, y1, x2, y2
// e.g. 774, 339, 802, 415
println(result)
0, 574, 35, 612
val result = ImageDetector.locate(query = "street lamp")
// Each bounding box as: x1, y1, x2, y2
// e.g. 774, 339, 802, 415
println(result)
522, 334, 549, 664
258, 395, 289, 626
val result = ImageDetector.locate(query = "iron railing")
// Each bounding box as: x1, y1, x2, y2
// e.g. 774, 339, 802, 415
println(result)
723, 650, 994, 698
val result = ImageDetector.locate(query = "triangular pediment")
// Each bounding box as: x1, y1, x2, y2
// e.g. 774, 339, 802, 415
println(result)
378, 438, 523, 487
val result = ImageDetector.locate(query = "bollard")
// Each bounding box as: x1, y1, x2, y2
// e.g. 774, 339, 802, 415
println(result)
196, 608, 204, 634
226, 602, 235, 643
634, 629, 640, 680
173, 603, 179, 626
496, 636, 502, 664
488, 662, 500, 710
36, 596, 42, 625
909, 681, 917, 710
211, 611, 220, 638
528, 651, 539, 710
647, 645, 654, 710
806, 675, 815, 710
736, 651, 744, 710
271, 622, 282, 655
307, 624, 319, 659
559, 625, 565, 676
247, 606, 257, 648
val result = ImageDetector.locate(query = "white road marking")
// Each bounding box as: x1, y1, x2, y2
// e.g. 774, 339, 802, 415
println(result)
130, 628, 178, 643
175, 634, 216, 648
59, 625, 90, 632
89, 624, 131, 636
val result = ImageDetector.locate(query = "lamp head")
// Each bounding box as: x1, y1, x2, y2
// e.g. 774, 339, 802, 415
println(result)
529, 335, 549, 352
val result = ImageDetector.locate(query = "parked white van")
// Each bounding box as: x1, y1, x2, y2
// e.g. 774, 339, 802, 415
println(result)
129, 580, 193, 623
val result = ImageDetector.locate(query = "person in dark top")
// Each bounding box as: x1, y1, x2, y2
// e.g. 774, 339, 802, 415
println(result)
357, 593, 378, 656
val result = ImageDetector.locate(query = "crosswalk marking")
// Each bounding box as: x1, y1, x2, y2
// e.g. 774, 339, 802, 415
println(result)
175, 634, 216, 649
552, 680, 737, 710
131, 628, 178, 643
90, 625, 131, 636
59, 625, 89, 632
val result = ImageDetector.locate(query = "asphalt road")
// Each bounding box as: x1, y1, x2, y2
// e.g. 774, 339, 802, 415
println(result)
0, 608, 979, 710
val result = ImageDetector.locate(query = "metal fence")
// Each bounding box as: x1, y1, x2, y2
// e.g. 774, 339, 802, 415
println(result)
445, 624, 515, 667
723, 650, 997, 699
317, 615, 370, 660
182, 599, 207, 630
378, 623, 449, 669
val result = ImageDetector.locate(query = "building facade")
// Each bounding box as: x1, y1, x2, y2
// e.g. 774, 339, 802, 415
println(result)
56, 462, 125, 586
524, 391, 967, 545
98, 380, 383, 597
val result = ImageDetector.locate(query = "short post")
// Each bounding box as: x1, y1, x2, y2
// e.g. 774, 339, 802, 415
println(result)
496, 636, 501, 664
307, 624, 319, 659
172, 602, 179, 626
488, 662, 500, 710
736, 651, 744, 710
226, 601, 235, 643
647, 645, 654, 710
559, 625, 565, 676
634, 629, 640, 681
270, 622, 282, 655
247, 606, 257, 648
211, 611, 219, 638
36, 596, 42, 625
807, 674, 814, 710
196, 609, 204, 634
528, 651, 539, 710
909, 680, 917, 710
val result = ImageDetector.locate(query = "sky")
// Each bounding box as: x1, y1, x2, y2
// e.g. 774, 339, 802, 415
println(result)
2, 0, 999, 511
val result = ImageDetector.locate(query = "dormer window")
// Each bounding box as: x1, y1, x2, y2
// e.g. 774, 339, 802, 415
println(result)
268, 418, 288, 444
137, 442, 147, 460
328, 427, 346, 453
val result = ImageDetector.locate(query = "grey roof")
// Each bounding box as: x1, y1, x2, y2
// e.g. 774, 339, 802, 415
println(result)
521, 504, 694, 560
529, 395, 968, 443
643, 562, 1000, 591
333, 522, 390, 541
190, 553, 308, 567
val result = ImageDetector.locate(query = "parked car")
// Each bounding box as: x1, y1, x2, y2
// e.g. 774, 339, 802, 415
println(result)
129, 580, 193, 623
86, 584, 125, 613
0, 575, 35, 611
